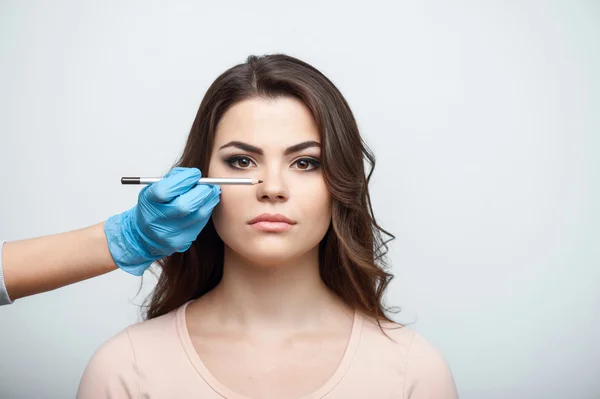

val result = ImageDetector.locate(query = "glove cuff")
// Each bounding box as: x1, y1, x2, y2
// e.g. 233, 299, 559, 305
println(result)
104, 211, 159, 276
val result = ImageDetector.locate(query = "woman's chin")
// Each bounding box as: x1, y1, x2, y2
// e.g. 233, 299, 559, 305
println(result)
244, 250, 299, 268
229, 245, 303, 268
222, 234, 320, 268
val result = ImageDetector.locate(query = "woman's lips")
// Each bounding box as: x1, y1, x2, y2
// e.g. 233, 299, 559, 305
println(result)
249, 221, 294, 232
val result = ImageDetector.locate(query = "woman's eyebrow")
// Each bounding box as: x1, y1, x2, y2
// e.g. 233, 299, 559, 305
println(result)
219, 140, 321, 155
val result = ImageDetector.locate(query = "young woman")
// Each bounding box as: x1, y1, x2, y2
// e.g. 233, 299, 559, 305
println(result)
77, 54, 458, 399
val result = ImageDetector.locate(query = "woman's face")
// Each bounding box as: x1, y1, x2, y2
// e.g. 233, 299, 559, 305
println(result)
207, 96, 331, 267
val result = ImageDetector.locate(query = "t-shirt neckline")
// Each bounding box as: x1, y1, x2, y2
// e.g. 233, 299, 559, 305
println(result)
176, 300, 364, 399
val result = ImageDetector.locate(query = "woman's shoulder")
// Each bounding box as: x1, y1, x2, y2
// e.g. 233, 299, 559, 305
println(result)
82, 302, 189, 370
361, 314, 445, 355
77, 302, 192, 397
115, 301, 197, 364
358, 314, 458, 397
360, 313, 419, 347
126, 302, 187, 340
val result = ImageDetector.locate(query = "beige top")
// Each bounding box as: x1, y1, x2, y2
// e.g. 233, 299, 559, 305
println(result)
77, 301, 458, 398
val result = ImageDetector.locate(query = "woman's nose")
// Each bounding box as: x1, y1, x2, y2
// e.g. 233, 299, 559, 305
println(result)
256, 168, 288, 202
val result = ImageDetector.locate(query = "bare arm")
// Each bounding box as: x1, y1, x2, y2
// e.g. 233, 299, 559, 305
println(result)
2, 222, 118, 302
0, 167, 220, 305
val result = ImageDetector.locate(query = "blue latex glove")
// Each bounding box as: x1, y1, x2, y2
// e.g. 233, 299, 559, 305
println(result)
104, 167, 220, 276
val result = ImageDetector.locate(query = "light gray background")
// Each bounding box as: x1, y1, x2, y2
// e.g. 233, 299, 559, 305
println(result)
1, 1, 598, 398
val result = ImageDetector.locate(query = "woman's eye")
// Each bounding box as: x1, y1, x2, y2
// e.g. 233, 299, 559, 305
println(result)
293, 158, 321, 171
226, 156, 256, 169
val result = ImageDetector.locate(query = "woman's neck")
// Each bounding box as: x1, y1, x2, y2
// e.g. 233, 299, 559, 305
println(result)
191, 245, 353, 337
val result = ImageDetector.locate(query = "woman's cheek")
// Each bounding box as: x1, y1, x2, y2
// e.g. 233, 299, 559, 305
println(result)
212, 187, 243, 227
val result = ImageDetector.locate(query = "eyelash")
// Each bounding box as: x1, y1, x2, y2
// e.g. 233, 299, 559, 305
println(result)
225, 155, 321, 172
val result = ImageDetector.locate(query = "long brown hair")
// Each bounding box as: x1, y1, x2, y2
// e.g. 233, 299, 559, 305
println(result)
144, 54, 401, 331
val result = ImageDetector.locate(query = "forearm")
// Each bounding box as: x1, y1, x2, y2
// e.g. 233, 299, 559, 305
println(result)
2, 222, 118, 301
